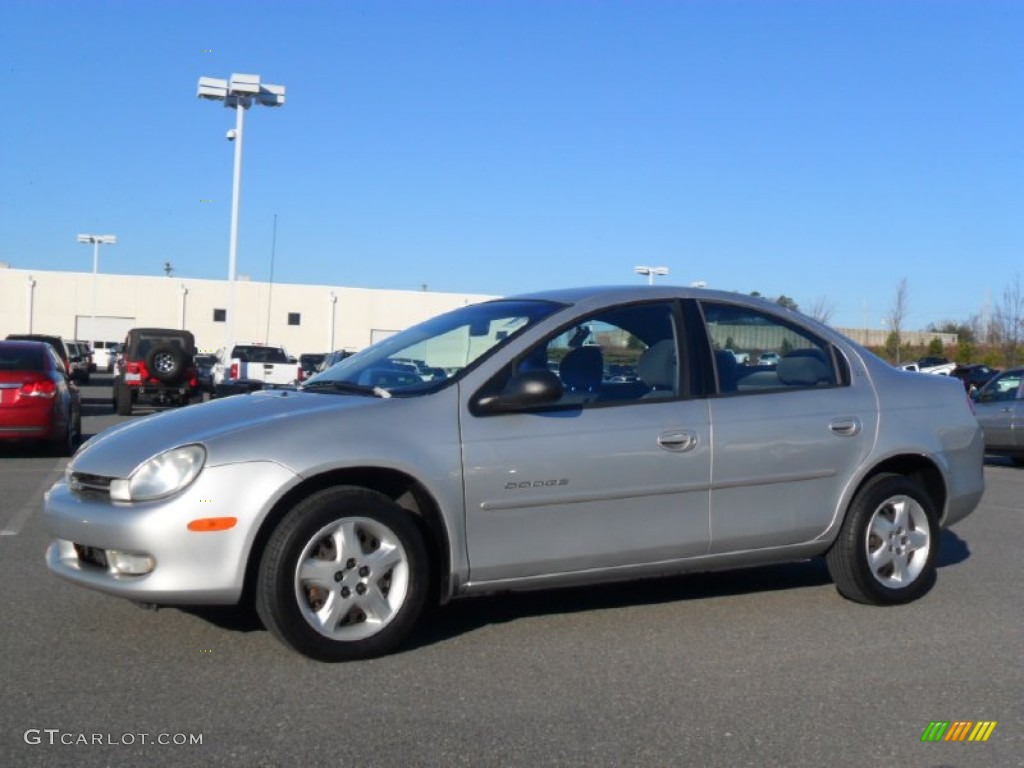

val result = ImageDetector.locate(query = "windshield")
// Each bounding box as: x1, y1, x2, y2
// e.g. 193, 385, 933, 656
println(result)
302, 299, 562, 395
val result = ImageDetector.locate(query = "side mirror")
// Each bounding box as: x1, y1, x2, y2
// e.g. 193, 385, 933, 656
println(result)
473, 370, 564, 415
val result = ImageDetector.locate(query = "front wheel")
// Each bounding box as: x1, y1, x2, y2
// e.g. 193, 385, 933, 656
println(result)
256, 487, 430, 661
826, 474, 939, 605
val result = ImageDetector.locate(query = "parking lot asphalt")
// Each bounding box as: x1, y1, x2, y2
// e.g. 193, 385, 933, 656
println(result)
1, 375, 1021, 767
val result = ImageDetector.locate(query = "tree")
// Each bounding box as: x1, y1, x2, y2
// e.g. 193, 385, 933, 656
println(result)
927, 337, 944, 357
926, 320, 975, 345
807, 296, 836, 325
886, 278, 909, 364
990, 273, 1023, 367
776, 295, 799, 312
956, 339, 976, 364
885, 331, 900, 362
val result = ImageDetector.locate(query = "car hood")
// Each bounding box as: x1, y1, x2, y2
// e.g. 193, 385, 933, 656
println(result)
70, 390, 388, 478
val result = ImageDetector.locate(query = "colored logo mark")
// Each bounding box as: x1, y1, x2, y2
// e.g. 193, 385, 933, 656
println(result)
921, 721, 997, 742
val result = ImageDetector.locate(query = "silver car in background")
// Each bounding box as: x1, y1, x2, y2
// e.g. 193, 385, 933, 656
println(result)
43, 287, 985, 661
972, 366, 1023, 465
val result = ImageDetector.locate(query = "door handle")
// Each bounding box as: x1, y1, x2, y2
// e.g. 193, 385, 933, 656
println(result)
829, 417, 862, 436
658, 430, 698, 452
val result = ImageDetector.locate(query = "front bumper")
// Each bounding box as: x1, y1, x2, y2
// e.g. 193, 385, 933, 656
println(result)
43, 460, 298, 604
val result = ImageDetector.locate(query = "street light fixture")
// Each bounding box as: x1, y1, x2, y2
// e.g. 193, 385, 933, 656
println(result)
634, 265, 669, 285
197, 73, 286, 347
77, 233, 117, 345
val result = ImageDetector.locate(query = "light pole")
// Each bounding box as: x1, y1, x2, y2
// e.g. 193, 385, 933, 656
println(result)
197, 73, 286, 348
77, 233, 116, 344
634, 265, 669, 285
26, 275, 36, 332
328, 292, 338, 352
179, 284, 189, 330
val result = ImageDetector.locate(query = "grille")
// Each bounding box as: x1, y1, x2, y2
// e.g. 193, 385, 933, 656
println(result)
73, 544, 109, 570
69, 472, 113, 498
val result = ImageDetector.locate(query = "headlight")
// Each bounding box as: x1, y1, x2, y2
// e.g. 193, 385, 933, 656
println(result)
110, 445, 206, 502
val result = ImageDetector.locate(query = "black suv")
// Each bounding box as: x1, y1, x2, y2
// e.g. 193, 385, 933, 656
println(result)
5, 333, 82, 381
112, 328, 201, 415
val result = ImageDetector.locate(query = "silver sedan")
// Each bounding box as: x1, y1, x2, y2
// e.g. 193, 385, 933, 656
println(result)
43, 287, 985, 661
972, 366, 1023, 465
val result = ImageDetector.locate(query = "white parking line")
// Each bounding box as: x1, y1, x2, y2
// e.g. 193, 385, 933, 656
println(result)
0, 463, 65, 536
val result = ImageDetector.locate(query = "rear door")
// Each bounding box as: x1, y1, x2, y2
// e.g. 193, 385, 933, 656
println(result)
698, 300, 878, 553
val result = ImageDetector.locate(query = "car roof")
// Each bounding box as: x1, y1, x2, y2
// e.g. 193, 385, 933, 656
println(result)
6, 333, 63, 343
0, 339, 53, 351
505, 285, 796, 313
128, 328, 195, 337
4, 334, 69, 359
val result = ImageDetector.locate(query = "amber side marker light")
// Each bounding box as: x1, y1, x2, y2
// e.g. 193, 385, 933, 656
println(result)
187, 517, 238, 532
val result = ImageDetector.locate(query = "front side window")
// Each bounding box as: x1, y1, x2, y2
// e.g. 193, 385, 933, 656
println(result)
505, 301, 681, 407
982, 371, 1022, 402
303, 299, 563, 396
700, 302, 840, 394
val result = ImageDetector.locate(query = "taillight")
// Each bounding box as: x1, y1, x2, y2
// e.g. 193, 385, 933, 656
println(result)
230, 363, 239, 379
297, 366, 305, 382
20, 377, 57, 399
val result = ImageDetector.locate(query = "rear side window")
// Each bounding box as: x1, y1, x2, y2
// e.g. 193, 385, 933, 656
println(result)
0, 347, 45, 371
700, 302, 841, 394
232, 346, 289, 363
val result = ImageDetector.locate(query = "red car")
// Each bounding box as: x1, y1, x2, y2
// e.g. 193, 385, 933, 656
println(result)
0, 340, 81, 456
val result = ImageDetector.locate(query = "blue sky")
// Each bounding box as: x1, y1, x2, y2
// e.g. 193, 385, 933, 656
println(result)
2, 0, 1021, 330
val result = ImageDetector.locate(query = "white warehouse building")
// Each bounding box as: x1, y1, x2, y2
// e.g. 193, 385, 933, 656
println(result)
0, 265, 496, 355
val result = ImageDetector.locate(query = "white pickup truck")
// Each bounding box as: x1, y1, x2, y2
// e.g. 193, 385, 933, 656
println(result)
213, 344, 303, 396
899, 356, 957, 375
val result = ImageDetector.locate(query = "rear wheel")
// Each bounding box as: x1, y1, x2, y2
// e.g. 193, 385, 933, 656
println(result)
115, 379, 133, 416
48, 409, 79, 457
256, 487, 430, 661
826, 474, 939, 605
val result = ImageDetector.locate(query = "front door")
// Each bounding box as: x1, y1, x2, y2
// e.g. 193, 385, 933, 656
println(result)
460, 300, 713, 583
974, 370, 1023, 450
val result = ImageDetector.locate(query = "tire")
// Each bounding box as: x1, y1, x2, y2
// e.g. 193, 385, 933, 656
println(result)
115, 379, 133, 416
48, 412, 78, 457
826, 474, 939, 605
256, 487, 430, 661
146, 344, 186, 385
